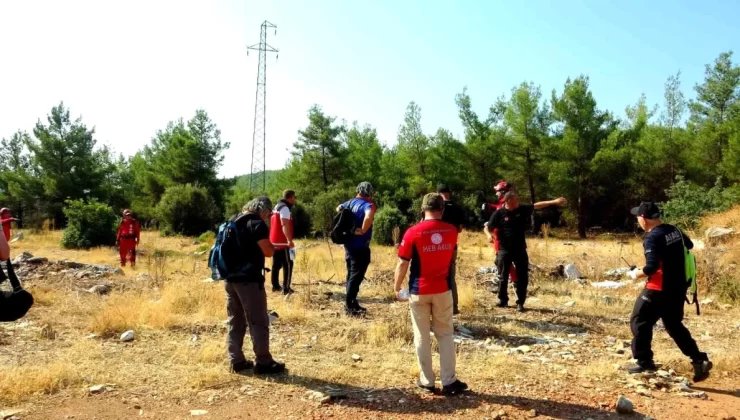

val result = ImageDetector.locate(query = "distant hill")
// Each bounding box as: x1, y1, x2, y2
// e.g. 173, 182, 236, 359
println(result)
228, 169, 285, 194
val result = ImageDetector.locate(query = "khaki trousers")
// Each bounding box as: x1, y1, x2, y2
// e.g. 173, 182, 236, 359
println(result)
409, 290, 457, 387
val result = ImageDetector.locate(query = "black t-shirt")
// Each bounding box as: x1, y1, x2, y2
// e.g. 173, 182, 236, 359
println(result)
487, 204, 534, 253
442, 200, 465, 230
228, 213, 270, 283
642, 223, 693, 295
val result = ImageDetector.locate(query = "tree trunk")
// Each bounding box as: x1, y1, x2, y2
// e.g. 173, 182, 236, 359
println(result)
525, 148, 536, 203
577, 186, 587, 239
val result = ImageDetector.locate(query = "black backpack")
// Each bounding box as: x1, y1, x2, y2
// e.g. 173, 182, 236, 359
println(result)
330, 206, 356, 244
208, 213, 252, 280
0, 258, 34, 322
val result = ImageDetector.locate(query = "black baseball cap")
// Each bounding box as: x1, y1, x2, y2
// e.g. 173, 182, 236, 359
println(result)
630, 201, 661, 219
436, 183, 451, 193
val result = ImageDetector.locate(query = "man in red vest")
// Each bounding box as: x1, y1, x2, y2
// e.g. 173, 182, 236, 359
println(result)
269, 190, 297, 294
117, 209, 141, 267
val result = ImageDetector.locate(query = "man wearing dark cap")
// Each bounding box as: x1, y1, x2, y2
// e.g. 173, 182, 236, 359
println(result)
437, 184, 465, 314
626, 201, 712, 382
338, 181, 377, 316
393, 193, 468, 396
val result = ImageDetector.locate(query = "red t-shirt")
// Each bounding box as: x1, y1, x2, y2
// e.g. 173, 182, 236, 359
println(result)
398, 219, 458, 295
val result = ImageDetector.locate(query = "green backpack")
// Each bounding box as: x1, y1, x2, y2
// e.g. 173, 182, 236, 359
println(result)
681, 234, 699, 315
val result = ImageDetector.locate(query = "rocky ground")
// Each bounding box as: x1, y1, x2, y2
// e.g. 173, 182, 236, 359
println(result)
1, 228, 738, 419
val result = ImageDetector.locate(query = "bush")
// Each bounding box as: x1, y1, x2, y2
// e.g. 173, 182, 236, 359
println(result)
61, 199, 117, 249
663, 177, 740, 229
156, 184, 220, 236
306, 189, 352, 234
373, 206, 409, 245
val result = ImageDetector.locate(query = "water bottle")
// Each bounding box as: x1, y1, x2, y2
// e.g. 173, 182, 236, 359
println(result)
398, 288, 410, 301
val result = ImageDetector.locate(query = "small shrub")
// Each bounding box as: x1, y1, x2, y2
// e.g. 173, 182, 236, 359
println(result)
713, 277, 740, 304
663, 177, 740, 229
196, 231, 216, 244
61, 199, 117, 249
156, 184, 220, 236
306, 189, 352, 234
373, 206, 409, 245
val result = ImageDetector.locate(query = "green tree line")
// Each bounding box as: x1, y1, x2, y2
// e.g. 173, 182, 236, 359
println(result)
2, 51, 739, 240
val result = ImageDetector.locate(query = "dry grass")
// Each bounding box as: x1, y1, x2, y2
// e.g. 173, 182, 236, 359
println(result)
2, 213, 739, 407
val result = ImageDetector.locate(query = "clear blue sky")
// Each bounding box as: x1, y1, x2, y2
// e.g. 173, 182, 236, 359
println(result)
1, 0, 738, 177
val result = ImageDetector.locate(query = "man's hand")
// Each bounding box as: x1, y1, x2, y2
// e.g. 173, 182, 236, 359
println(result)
555, 197, 567, 206
354, 228, 363, 235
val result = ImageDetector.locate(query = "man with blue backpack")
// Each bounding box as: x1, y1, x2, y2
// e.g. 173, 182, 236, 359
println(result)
211, 197, 286, 375
626, 201, 711, 382
337, 182, 377, 316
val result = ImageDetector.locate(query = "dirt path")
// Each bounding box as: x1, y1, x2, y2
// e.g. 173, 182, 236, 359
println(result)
16, 376, 739, 419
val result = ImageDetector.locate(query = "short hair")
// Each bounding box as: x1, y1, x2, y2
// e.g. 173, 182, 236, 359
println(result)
243, 196, 273, 215
282, 189, 296, 200
421, 193, 445, 212
356, 181, 374, 197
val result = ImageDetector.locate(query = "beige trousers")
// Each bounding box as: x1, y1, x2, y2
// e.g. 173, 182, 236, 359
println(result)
409, 290, 457, 387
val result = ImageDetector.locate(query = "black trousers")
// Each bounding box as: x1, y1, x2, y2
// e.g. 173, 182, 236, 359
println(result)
448, 248, 459, 313
345, 247, 371, 308
496, 250, 529, 305
630, 289, 706, 363
271, 248, 294, 290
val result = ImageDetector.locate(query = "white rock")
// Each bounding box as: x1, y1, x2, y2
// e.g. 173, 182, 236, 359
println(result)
120, 330, 135, 342
564, 263, 583, 279
516, 345, 532, 354
351, 353, 362, 362
190, 409, 208, 416
88, 284, 112, 295
563, 301, 576, 307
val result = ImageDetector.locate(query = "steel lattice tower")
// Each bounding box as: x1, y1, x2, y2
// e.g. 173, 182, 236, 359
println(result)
247, 20, 278, 194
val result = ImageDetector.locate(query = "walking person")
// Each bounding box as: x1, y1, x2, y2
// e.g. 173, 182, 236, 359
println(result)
626, 201, 712, 381
436, 184, 465, 315
270, 190, 297, 295
224, 197, 285, 374
116, 209, 141, 268
485, 191, 567, 312
393, 193, 468, 395
338, 182, 376, 316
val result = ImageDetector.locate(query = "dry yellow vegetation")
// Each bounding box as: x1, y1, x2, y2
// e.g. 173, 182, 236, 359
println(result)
0, 215, 738, 417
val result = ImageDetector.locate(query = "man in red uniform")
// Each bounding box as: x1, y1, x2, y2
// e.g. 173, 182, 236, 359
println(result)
117, 209, 141, 267
0, 208, 20, 241
393, 193, 468, 396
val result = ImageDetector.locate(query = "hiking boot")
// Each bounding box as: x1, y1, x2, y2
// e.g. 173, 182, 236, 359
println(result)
283, 287, 295, 295
496, 302, 508, 308
516, 304, 526, 313
692, 360, 713, 382
345, 307, 363, 317
272, 285, 283, 292
230, 360, 254, 373
453, 308, 460, 315
354, 303, 368, 313
441, 380, 469, 396
254, 361, 286, 375
417, 383, 437, 394
627, 361, 657, 374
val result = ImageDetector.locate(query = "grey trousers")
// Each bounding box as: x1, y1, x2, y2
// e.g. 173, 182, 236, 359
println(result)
225, 281, 273, 365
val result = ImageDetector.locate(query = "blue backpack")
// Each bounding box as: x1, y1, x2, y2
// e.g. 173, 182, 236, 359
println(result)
208, 214, 249, 280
